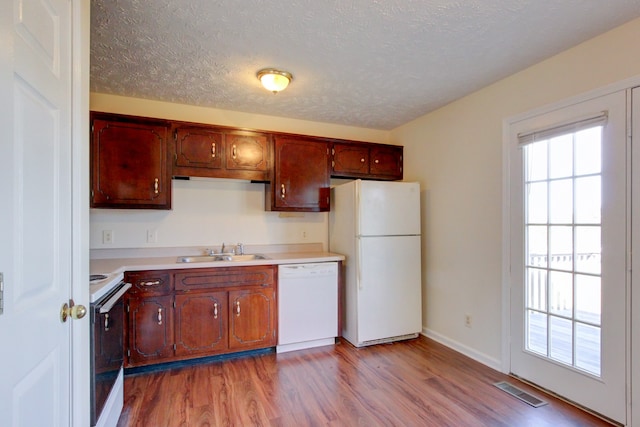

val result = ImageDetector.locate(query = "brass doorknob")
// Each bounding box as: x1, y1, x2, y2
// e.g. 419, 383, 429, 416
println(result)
60, 300, 87, 323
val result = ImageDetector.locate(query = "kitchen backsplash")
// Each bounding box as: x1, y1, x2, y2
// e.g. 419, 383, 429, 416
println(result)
89, 178, 328, 249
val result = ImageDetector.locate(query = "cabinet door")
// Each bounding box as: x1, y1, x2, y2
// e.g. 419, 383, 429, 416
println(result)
269, 136, 330, 212
332, 142, 369, 176
369, 145, 403, 180
229, 287, 276, 350
175, 292, 228, 356
127, 296, 174, 366
174, 126, 223, 171
225, 132, 269, 172
91, 114, 171, 209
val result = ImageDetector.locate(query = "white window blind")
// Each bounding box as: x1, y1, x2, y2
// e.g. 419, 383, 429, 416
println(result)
518, 112, 608, 146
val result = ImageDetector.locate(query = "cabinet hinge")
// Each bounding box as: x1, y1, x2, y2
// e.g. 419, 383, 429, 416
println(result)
173, 300, 176, 308
331, 148, 335, 156
174, 129, 177, 141
90, 189, 94, 200
91, 123, 94, 133
126, 304, 129, 313
173, 344, 177, 350
127, 349, 130, 357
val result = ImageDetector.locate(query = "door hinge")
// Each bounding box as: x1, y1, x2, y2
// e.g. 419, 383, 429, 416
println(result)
126, 304, 129, 313
173, 344, 177, 350
127, 349, 130, 357
0, 272, 4, 315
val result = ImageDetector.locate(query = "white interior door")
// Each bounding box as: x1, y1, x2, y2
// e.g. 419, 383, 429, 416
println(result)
0, 0, 77, 425
507, 91, 627, 423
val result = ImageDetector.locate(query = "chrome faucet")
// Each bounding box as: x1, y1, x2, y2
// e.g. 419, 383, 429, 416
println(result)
236, 243, 244, 255
220, 242, 226, 254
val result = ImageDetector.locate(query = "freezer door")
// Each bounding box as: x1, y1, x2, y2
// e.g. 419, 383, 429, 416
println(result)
357, 235, 422, 343
357, 180, 420, 236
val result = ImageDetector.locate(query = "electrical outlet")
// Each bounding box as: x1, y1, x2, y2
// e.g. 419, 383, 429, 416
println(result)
102, 230, 113, 244
147, 229, 157, 243
465, 314, 472, 328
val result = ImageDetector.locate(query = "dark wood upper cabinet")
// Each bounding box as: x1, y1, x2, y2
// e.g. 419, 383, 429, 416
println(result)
90, 112, 403, 211
266, 136, 331, 212
174, 126, 224, 171
332, 141, 403, 181
225, 132, 269, 173
172, 124, 269, 181
90, 112, 171, 209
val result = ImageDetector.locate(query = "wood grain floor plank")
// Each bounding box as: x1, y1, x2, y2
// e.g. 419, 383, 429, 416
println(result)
116, 336, 613, 426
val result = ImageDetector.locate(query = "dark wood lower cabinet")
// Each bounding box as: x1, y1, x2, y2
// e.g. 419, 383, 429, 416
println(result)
174, 292, 228, 356
127, 296, 174, 366
125, 266, 276, 368
229, 288, 276, 350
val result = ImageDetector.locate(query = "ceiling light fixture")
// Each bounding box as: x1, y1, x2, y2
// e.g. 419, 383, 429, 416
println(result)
257, 68, 293, 94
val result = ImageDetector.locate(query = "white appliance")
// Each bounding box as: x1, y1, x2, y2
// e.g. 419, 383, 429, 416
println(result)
277, 262, 339, 353
329, 180, 422, 347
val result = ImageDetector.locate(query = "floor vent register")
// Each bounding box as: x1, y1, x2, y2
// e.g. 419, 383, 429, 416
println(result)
493, 381, 548, 408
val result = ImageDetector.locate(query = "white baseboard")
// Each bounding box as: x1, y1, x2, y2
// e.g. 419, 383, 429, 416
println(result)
422, 328, 503, 372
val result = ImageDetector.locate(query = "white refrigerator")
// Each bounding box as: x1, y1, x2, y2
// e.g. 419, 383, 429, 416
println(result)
329, 179, 422, 347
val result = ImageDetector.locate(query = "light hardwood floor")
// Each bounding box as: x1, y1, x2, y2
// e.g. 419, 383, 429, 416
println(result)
117, 336, 613, 426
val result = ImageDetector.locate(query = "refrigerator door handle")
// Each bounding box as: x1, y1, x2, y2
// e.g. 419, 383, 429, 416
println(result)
356, 238, 362, 290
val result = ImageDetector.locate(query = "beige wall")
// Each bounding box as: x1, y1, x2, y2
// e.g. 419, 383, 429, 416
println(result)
393, 17, 640, 366
89, 94, 389, 250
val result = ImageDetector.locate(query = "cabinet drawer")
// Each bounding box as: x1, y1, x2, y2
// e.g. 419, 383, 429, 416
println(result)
125, 270, 173, 296
175, 266, 275, 291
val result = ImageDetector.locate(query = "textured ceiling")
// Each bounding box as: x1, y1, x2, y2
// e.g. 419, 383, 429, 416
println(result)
90, 0, 640, 130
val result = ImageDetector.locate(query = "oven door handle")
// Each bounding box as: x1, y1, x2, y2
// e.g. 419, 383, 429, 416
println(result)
99, 282, 132, 314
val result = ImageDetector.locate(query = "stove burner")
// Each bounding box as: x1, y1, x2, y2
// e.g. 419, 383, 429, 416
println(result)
90, 274, 108, 282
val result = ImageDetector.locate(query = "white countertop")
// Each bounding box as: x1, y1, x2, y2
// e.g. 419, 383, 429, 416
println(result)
90, 243, 345, 279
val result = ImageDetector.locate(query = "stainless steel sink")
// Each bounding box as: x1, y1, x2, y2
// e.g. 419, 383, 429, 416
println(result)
176, 254, 269, 263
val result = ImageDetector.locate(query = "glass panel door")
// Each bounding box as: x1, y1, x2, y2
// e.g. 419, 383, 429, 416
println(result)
524, 126, 603, 376
508, 91, 627, 424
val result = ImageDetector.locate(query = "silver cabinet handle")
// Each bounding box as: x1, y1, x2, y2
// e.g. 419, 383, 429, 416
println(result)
213, 302, 218, 319
232, 144, 237, 159
235, 301, 240, 316
140, 280, 161, 287
211, 142, 216, 158
154, 178, 159, 194
280, 184, 286, 199
374, 159, 379, 164
157, 308, 162, 325
104, 313, 110, 331
361, 158, 365, 163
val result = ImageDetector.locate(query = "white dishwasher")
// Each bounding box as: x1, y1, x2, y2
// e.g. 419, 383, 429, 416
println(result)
277, 262, 339, 353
